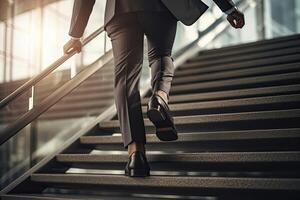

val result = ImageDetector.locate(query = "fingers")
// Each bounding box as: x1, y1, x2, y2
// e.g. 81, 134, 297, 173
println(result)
227, 11, 245, 29
63, 40, 82, 54
235, 13, 245, 28
227, 15, 238, 28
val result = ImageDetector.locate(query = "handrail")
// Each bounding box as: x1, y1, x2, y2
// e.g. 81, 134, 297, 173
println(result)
0, 26, 104, 109
0, 51, 112, 145
0, 26, 108, 145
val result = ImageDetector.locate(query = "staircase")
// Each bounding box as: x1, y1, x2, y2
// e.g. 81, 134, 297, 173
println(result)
0, 60, 115, 123
1, 34, 300, 199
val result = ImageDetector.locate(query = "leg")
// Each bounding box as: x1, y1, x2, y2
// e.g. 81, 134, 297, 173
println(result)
138, 11, 177, 101
138, 11, 178, 141
106, 13, 146, 151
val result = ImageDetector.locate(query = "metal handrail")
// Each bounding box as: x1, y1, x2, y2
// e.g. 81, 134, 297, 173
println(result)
0, 26, 109, 145
0, 26, 104, 109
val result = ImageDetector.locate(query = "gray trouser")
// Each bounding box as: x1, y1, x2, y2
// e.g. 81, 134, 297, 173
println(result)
106, 11, 177, 148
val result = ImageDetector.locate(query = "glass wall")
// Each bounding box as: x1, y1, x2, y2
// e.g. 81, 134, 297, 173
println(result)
205, 0, 300, 50
0, 0, 108, 84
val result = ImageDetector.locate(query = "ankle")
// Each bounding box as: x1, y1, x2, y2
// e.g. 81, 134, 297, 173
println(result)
128, 142, 145, 157
155, 90, 168, 103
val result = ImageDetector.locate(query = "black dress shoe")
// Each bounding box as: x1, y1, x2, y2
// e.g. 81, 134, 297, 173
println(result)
147, 94, 178, 141
125, 151, 150, 177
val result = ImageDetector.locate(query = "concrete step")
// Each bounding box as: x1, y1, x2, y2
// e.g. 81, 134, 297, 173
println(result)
98, 109, 300, 132
184, 46, 300, 69
56, 151, 300, 165
173, 62, 300, 85
140, 94, 300, 116
170, 71, 300, 95
1, 194, 164, 200
142, 84, 300, 105
80, 128, 300, 152
30, 174, 300, 193
80, 128, 300, 145
197, 34, 300, 56
176, 54, 300, 77
191, 39, 300, 62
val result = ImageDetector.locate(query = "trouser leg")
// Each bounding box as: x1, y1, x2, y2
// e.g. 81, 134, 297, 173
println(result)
106, 13, 146, 148
138, 11, 178, 100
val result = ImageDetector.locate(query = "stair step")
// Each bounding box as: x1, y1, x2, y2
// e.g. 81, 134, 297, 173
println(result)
1, 194, 156, 200
80, 129, 300, 152
142, 84, 300, 105
80, 128, 300, 145
184, 46, 300, 68
1, 195, 73, 200
176, 54, 300, 76
56, 151, 300, 164
173, 62, 300, 85
30, 174, 300, 192
198, 34, 300, 56
99, 109, 300, 132
140, 94, 300, 116
191, 39, 300, 62
170, 71, 300, 95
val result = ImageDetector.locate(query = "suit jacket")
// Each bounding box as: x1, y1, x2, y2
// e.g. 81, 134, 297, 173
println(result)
69, 0, 235, 38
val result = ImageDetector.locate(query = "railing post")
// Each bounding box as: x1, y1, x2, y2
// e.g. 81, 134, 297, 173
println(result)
28, 86, 38, 167
104, 32, 107, 53
255, 0, 266, 40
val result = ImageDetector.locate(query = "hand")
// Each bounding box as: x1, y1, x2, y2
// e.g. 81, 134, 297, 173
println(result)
227, 9, 245, 29
63, 38, 82, 54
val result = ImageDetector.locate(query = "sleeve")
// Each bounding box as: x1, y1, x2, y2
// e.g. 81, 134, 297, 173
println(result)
212, 0, 235, 13
68, 0, 96, 38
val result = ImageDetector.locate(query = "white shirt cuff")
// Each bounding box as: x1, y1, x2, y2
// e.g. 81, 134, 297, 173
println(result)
71, 36, 81, 40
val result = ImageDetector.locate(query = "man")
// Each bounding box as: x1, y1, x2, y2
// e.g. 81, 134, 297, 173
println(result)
63, 0, 245, 177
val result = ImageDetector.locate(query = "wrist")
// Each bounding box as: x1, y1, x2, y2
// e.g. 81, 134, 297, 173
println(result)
71, 36, 81, 41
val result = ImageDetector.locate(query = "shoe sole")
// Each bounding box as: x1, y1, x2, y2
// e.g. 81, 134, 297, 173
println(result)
147, 107, 178, 141
125, 169, 150, 177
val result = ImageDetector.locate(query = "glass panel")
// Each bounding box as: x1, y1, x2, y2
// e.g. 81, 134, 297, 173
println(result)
0, 22, 4, 52
0, 55, 4, 83
0, 59, 114, 190
265, 0, 300, 38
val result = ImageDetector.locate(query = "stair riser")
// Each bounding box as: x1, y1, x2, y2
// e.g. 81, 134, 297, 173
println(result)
173, 63, 300, 85
176, 54, 300, 77
170, 74, 300, 95
142, 85, 300, 105
100, 118, 300, 133
86, 138, 300, 152
141, 102, 300, 117
198, 34, 300, 56
185, 46, 300, 68
192, 39, 300, 62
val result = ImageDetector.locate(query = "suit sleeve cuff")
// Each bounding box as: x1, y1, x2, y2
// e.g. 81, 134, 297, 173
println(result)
225, 6, 237, 15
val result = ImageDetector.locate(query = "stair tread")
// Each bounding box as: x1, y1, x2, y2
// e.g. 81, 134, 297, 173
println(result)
1, 194, 153, 200
173, 62, 300, 85
185, 46, 300, 67
99, 109, 300, 128
197, 34, 300, 56
56, 151, 300, 163
80, 128, 300, 144
177, 54, 300, 76
30, 174, 300, 191
192, 39, 300, 61
171, 71, 300, 94
141, 94, 300, 113
142, 84, 300, 104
